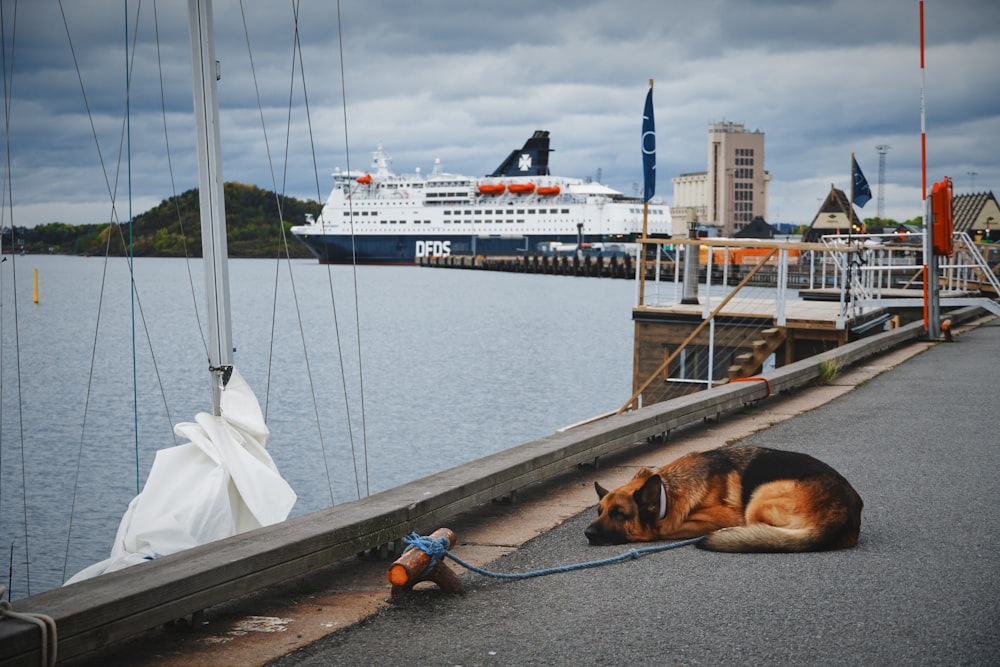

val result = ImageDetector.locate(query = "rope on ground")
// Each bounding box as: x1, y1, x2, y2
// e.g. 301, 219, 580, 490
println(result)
401, 532, 705, 581
0, 586, 57, 667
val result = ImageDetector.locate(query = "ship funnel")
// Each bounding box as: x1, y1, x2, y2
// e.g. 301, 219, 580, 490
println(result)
489, 130, 552, 177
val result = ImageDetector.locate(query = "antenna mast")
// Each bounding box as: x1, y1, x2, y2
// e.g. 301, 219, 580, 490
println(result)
876, 145, 890, 220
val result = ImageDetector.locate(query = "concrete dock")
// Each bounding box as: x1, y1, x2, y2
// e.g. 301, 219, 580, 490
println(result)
61, 315, 999, 666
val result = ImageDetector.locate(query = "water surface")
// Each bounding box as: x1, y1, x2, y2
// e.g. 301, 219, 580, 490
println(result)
0, 256, 635, 596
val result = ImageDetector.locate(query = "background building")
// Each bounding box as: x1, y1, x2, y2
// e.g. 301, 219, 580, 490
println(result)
671, 121, 771, 237
802, 185, 864, 242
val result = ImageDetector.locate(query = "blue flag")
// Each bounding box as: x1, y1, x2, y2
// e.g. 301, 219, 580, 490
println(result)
642, 88, 656, 202
852, 156, 871, 208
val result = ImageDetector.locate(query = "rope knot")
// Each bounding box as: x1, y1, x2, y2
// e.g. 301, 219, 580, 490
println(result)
403, 532, 451, 557
402, 532, 451, 571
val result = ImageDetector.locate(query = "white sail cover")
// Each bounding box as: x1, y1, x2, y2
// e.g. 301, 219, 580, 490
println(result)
66, 367, 296, 585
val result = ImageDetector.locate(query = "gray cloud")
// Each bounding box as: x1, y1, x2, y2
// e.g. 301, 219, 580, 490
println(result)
3, 0, 998, 229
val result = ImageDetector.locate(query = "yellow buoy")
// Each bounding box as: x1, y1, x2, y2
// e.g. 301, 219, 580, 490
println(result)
33, 268, 39, 304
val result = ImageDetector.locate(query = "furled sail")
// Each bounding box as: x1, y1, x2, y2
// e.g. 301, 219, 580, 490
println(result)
65, 367, 296, 584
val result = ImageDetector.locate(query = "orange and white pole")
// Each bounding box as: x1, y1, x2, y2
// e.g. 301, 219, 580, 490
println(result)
919, 0, 940, 338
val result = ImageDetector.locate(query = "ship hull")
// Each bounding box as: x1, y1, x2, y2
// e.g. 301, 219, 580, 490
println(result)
294, 232, 635, 265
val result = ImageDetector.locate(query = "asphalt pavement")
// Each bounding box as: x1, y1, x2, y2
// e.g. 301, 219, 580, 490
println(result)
269, 319, 1000, 667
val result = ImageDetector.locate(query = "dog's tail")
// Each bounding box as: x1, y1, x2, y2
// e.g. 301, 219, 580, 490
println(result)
698, 523, 821, 553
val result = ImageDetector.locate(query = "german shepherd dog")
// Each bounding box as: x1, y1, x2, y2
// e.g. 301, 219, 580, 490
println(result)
585, 446, 863, 552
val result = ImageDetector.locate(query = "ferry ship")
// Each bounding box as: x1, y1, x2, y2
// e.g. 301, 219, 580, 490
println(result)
290, 131, 671, 264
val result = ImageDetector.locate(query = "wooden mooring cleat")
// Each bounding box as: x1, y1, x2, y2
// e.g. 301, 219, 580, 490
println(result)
386, 528, 465, 596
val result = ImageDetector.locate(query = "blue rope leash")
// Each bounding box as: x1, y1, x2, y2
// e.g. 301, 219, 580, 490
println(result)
401, 532, 705, 581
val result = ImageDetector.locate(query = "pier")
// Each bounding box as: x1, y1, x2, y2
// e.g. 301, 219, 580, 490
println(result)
417, 252, 636, 279
625, 234, 1000, 408
270, 316, 1000, 667
1, 308, 980, 665
3, 233, 998, 665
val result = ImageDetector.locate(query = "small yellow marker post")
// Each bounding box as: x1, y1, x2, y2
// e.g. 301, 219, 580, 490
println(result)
33, 268, 39, 304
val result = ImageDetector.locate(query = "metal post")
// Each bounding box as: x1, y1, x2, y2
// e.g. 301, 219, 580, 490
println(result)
188, 0, 233, 414
681, 228, 700, 304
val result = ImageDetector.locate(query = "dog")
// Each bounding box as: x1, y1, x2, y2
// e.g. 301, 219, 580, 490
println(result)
584, 446, 863, 552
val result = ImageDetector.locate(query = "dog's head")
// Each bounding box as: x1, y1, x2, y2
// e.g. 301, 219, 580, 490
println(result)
584, 467, 667, 545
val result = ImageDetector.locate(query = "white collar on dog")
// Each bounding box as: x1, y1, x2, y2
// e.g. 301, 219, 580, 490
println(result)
659, 481, 667, 520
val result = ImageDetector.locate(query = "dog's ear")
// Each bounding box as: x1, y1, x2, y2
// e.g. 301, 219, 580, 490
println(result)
634, 473, 664, 519
594, 481, 610, 500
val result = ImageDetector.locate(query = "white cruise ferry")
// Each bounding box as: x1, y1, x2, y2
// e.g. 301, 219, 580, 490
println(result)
290, 131, 671, 264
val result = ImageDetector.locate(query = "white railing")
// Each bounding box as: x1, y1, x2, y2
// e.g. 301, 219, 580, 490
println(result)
821, 231, 1000, 311
633, 233, 1000, 395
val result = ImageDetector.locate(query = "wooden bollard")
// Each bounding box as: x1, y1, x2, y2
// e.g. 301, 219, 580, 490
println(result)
386, 528, 464, 596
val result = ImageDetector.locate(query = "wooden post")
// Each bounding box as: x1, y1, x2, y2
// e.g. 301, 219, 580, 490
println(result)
386, 528, 465, 596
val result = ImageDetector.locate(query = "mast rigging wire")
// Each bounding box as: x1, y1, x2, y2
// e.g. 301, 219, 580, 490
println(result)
0, 0, 30, 599
334, 0, 371, 497
237, 0, 348, 504
57, 0, 181, 584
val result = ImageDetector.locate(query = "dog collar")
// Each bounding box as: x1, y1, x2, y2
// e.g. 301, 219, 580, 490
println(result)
659, 481, 667, 520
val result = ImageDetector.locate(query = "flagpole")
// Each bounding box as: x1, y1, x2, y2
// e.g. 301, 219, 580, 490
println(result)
638, 78, 653, 307
919, 0, 939, 339
849, 152, 854, 238
848, 151, 855, 305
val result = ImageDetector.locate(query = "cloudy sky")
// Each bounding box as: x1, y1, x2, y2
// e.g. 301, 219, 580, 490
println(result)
3, 0, 998, 229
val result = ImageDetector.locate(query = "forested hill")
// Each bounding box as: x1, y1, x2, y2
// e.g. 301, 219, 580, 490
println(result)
9, 183, 322, 258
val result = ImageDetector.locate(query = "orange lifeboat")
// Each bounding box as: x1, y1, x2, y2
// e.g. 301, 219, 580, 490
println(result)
356, 174, 372, 184
507, 182, 536, 195
477, 183, 506, 195
537, 185, 560, 196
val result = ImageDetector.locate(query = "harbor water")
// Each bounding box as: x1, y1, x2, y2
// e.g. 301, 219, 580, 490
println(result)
0, 256, 634, 598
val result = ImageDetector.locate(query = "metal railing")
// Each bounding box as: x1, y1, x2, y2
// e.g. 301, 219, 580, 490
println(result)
628, 233, 1000, 408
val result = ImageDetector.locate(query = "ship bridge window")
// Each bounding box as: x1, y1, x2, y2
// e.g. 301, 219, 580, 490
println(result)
561, 209, 570, 214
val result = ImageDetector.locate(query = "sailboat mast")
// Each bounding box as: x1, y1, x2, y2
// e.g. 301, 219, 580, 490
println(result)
187, 0, 233, 415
